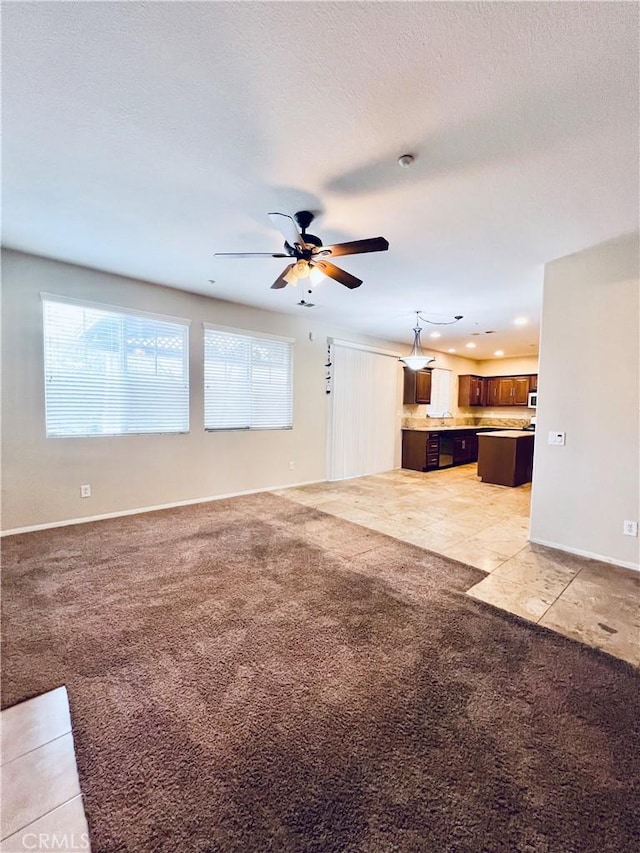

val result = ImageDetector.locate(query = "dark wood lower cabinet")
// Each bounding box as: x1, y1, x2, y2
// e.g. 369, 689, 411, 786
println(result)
453, 434, 478, 465
402, 429, 489, 471
477, 433, 535, 486
402, 430, 432, 472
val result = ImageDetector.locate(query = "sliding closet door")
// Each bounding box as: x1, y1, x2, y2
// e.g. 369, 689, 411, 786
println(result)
328, 342, 400, 481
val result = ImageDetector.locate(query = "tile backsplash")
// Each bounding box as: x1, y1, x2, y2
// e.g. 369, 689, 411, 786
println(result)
402, 410, 531, 430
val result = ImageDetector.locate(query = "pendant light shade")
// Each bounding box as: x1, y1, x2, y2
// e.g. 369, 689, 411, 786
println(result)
399, 315, 435, 370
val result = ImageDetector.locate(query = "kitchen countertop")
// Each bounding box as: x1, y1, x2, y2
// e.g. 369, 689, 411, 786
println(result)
477, 430, 534, 439
401, 425, 500, 433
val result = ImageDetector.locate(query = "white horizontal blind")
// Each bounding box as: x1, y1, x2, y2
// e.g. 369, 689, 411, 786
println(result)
43, 298, 189, 437
204, 327, 293, 430
426, 368, 452, 417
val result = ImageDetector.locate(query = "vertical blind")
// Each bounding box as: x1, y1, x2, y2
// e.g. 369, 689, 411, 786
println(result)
328, 343, 399, 480
204, 326, 293, 430
42, 297, 190, 437
426, 368, 453, 417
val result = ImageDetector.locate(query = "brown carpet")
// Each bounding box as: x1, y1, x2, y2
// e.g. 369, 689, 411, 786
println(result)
2, 493, 639, 852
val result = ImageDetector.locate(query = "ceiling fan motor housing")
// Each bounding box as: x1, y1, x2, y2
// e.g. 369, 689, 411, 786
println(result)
294, 210, 315, 231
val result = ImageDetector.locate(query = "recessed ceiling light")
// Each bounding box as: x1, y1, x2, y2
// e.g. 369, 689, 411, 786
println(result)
448, 348, 456, 353
430, 331, 441, 338
397, 153, 415, 168
514, 317, 528, 326
494, 350, 504, 356
466, 342, 476, 349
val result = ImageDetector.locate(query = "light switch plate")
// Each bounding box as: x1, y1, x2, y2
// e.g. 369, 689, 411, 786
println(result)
548, 431, 565, 446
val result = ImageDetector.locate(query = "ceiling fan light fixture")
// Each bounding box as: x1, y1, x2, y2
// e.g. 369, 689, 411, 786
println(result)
399, 313, 436, 371
294, 260, 310, 278
309, 266, 325, 286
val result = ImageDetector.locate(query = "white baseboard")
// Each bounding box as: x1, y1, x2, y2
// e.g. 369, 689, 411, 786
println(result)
529, 536, 640, 572
0, 479, 326, 537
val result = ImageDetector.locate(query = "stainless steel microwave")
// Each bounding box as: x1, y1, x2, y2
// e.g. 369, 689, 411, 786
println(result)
528, 391, 537, 408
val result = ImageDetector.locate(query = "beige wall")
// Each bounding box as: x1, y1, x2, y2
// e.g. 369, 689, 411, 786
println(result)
474, 355, 539, 378
530, 233, 640, 569
1, 250, 407, 532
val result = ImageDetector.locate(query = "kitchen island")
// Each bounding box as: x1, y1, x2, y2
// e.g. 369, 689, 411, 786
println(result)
477, 430, 535, 487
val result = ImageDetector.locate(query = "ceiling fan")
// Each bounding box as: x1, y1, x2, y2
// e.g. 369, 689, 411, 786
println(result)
214, 210, 389, 290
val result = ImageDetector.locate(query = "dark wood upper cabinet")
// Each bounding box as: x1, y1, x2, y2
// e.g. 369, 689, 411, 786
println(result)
458, 374, 486, 407
497, 377, 515, 405
458, 373, 537, 407
403, 368, 432, 404
498, 376, 531, 405
511, 376, 531, 405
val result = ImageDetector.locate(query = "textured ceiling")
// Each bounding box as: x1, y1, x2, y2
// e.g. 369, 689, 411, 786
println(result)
3, 2, 639, 358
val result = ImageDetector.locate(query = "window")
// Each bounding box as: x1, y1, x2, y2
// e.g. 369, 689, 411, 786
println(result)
43, 296, 190, 437
426, 368, 452, 417
204, 326, 293, 430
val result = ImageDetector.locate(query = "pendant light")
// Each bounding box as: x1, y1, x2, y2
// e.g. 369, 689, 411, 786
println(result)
399, 312, 436, 370
398, 311, 464, 369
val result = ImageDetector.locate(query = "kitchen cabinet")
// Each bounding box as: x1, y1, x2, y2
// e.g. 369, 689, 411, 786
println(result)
426, 433, 440, 469
498, 377, 516, 405
403, 368, 432, 404
478, 431, 535, 486
402, 430, 445, 471
453, 433, 478, 465
486, 377, 501, 407
401, 428, 493, 471
512, 376, 531, 405
457, 375, 486, 407
402, 430, 430, 471
460, 374, 537, 408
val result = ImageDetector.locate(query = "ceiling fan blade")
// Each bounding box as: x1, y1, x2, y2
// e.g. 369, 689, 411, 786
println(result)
268, 212, 307, 250
214, 252, 291, 258
314, 260, 362, 289
312, 237, 389, 258
271, 264, 294, 289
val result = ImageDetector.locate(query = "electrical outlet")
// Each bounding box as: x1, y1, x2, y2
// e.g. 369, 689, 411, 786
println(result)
289, 461, 295, 470
80, 484, 91, 498
548, 431, 565, 446
623, 520, 638, 537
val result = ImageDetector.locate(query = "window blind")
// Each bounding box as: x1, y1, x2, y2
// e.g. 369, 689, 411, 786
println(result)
43, 297, 189, 437
426, 368, 453, 417
204, 327, 293, 430
328, 343, 399, 480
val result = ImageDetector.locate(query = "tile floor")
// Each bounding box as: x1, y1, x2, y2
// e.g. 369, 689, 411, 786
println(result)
274, 464, 639, 667
1, 687, 91, 852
